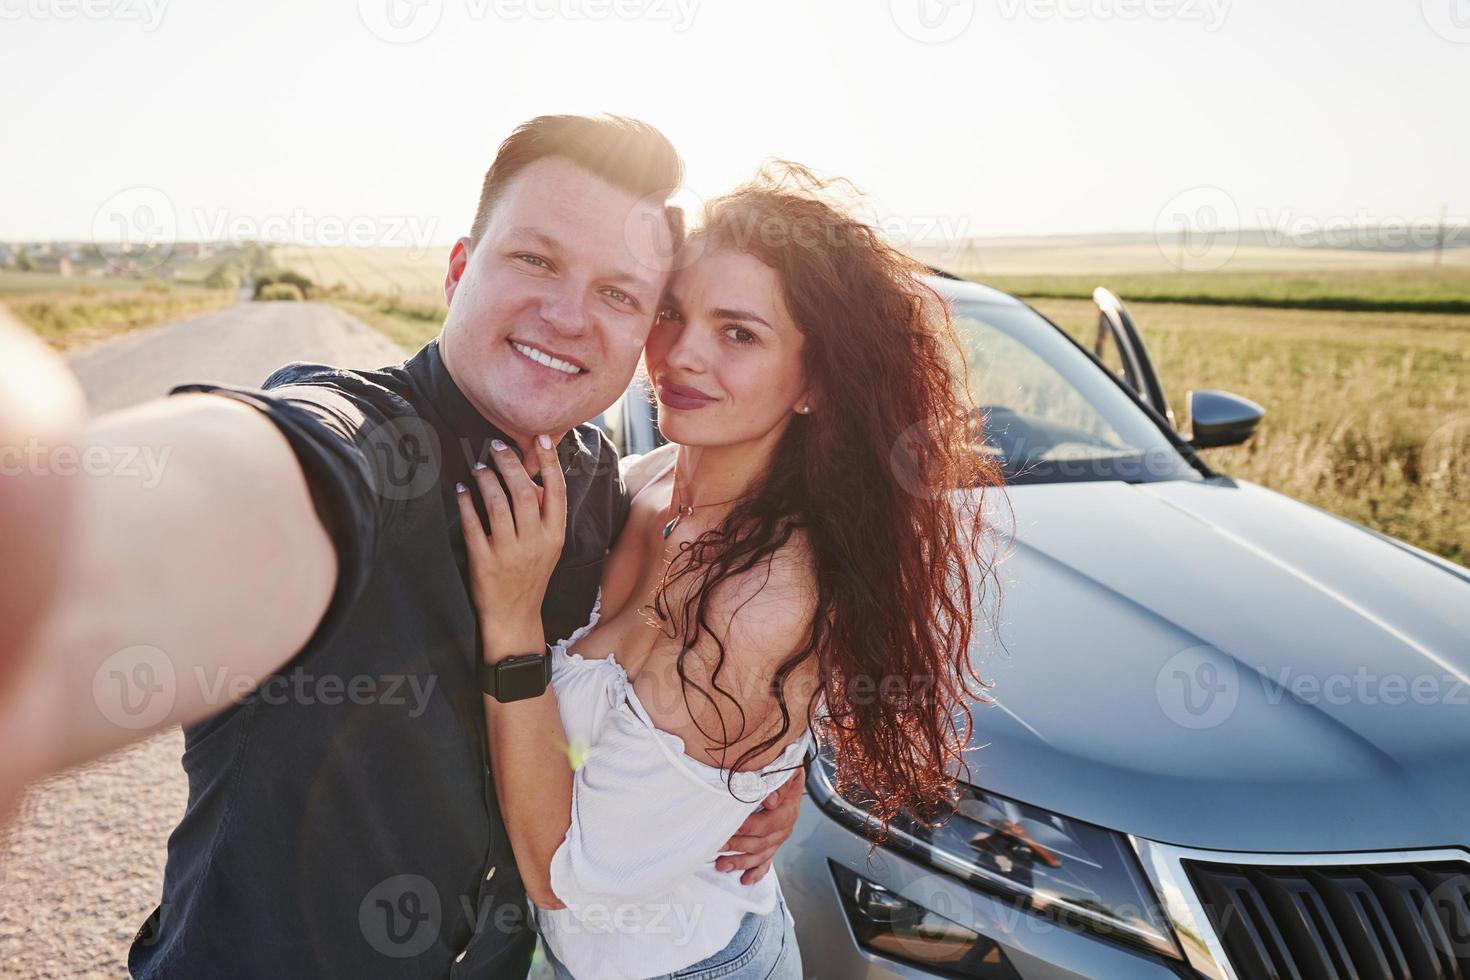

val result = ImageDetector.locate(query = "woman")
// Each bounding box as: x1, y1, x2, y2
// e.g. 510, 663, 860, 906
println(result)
456, 165, 1000, 979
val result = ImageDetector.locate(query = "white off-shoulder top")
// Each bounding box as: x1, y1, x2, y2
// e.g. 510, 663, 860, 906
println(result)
531, 463, 814, 979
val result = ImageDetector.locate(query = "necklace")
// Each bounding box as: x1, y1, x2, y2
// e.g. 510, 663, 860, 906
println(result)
661, 490, 744, 539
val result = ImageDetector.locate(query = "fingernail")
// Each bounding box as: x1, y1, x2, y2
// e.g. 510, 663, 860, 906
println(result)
491, 439, 507, 452
472, 461, 487, 471
455, 482, 466, 493
537, 434, 552, 450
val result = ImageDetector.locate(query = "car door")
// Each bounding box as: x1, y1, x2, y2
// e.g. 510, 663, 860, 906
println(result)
596, 384, 662, 457
1090, 287, 1175, 430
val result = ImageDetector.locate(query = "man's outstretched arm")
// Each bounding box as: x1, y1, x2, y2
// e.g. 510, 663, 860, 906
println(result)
0, 337, 338, 809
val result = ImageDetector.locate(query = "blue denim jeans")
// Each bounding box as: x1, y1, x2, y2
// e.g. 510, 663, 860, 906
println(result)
540, 893, 801, 980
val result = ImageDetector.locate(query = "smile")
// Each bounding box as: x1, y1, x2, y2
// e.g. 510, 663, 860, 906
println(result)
509, 340, 585, 376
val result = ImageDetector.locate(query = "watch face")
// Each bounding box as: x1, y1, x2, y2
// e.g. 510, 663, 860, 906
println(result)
495, 656, 548, 702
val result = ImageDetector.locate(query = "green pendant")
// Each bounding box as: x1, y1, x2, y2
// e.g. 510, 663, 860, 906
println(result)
662, 504, 693, 539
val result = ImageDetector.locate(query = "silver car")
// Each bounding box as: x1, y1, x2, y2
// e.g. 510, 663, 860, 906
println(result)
598, 275, 1470, 980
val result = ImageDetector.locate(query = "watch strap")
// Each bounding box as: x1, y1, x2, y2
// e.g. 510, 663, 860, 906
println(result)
478, 652, 551, 702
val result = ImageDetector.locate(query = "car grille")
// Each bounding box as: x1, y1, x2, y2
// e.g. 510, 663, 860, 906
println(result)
1183, 858, 1470, 980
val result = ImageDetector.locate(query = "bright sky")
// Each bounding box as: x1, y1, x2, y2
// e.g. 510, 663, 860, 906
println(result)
3, 0, 1467, 245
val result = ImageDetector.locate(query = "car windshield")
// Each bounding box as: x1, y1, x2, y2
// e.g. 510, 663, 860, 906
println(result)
954, 298, 1200, 485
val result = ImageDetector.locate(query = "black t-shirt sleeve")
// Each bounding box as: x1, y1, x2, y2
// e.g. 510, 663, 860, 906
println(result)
167, 362, 411, 652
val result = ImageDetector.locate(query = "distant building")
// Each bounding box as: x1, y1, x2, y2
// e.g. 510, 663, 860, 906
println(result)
29, 256, 75, 277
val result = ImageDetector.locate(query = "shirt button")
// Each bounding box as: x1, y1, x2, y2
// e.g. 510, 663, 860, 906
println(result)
486, 866, 496, 881
454, 949, 467, 963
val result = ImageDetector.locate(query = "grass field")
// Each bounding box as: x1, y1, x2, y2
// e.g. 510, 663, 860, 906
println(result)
264, 243, 1469, 566
272, 245, 450, 350
1028, 298, 1470, 565
0, 269, 237, 349
907, 239, 1470, 312
274, 245, 449, 309
0, 270, 165, 295
909, 239, 1470, 278
0, 245, 266, 347
977, 268, 1470, 313
2, 282, 236, 350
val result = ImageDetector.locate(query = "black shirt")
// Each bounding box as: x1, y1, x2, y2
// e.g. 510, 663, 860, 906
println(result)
128, 339, 627, 979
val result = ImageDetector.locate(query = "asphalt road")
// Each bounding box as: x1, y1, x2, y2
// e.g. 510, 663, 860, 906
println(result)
0, 302, 408, 979
66, 298, 405, 416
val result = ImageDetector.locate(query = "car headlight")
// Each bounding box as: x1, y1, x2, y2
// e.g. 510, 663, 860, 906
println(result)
809, 749, 1182, 961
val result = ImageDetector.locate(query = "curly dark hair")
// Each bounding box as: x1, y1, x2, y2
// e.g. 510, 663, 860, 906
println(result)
650, 162, 1006, 837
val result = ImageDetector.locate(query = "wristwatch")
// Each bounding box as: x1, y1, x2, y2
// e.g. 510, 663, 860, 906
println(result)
479, 652, 551, 703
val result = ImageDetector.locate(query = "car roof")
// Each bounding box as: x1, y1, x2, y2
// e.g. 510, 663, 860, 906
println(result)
919, 272, 1027, 308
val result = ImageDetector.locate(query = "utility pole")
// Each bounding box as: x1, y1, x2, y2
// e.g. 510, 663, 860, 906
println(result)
1434, 202, 1447, 269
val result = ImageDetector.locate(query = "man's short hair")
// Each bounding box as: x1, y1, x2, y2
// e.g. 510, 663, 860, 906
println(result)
469, 114, 685, 246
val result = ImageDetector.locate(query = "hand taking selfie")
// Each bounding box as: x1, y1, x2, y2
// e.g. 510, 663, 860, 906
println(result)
0, 312, 84, 815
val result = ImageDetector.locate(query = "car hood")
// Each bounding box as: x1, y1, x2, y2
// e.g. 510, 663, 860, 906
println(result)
970, 476, 1470, 854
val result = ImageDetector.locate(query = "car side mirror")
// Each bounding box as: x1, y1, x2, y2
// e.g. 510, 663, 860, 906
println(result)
1188, 390, 1265, 448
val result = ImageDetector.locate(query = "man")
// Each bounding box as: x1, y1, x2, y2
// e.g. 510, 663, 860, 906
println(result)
0, 114, 803, 978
